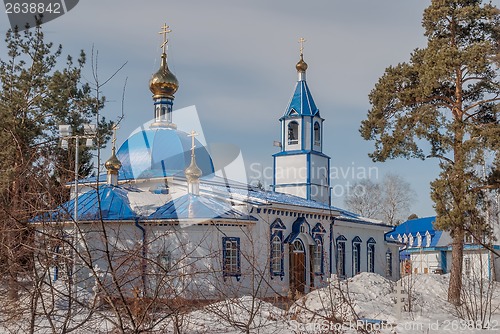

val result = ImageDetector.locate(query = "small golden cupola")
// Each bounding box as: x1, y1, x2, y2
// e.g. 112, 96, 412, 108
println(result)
105, 126, 122, 186
185, 130, 202, 195
296, 37, 308, 81
149, 23, 179, 129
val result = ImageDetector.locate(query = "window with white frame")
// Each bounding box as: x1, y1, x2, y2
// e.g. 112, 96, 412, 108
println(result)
271, 235, 282, 274
464, 257, 471, 276
336, 236, 346, 276
352, 237, 361, 275
288, 121, 299, 145
223, 237, 240, 277
367, 238, 376, 273
314, 238, 323, 274
386, 250, 393, 277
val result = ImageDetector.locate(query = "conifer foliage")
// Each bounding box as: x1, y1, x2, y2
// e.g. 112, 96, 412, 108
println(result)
0, 24, 112, 299
360, 0, 499, 304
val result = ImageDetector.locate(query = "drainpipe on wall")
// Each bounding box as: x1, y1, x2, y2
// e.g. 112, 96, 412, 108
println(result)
135, 218, 147, 294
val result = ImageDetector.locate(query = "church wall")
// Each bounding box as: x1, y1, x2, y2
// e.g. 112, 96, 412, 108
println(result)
275, 155, 307, 185
309, 155, 329, 186
274, 185, 307, 199
303, 118, 311, 151
331, 222, 399, 280
411, 251, 441, 274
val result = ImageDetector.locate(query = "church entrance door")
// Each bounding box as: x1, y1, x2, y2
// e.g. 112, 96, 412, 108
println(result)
290, 240, 306, 297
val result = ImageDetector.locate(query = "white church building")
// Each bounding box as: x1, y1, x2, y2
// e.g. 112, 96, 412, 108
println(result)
40, 25, 401, 300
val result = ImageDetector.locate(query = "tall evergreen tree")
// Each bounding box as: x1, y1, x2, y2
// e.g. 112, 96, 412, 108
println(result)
360, 0, 499, 304
0, 24, 112, 299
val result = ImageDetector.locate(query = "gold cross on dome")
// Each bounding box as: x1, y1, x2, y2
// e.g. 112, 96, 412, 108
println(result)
111, 125, 119, 152
159, 23, 172, 53
298, 37, 306, 55
187, 130, 198, 153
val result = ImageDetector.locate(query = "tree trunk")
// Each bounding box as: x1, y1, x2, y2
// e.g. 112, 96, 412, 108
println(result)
448, 226, 464, 305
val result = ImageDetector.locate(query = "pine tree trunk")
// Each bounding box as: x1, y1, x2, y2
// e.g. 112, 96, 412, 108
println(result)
448, 225, 464, 305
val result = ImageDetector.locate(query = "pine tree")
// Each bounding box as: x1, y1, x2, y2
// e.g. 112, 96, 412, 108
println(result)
0, 24, 112, 299
360, 0, 499, 304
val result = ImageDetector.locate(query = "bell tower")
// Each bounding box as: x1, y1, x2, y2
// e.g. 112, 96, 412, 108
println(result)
273, 39, 330, 205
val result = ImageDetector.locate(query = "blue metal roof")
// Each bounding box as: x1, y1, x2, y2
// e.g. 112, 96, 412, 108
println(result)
386, 216, 437, 239
51, 185, 137, 221
116, 127, 214, 180
148, 193, 257, 221
283, 80, 319, 118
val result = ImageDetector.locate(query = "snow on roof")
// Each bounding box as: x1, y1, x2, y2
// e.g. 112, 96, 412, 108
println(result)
148, 193, 257, 221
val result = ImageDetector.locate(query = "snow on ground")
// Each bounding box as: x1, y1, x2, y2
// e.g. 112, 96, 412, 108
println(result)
2, 273, 500, 333
179, 273, 500, 333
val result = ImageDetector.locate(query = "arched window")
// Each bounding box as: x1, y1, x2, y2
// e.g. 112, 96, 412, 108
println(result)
313, 237, 323, 275
336, 235, 346, 277
385, 249, 393, 277
271, 235, 282, 275
367, 237, 376, 273
288, 121, 299, 145
293, 240, 304, 252
314, 122, 320, 146
352, 236, 362, 276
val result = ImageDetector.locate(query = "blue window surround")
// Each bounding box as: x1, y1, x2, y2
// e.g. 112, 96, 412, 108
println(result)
367, 237, 376, 273
270, 218, 286, 279
352, 236, 362, 276
336, 235, 347, 277
222, 237, 241, 281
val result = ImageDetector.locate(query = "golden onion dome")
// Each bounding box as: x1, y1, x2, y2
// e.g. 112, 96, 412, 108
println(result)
105, 151, 122, 172
296, 54, 308, 72
185, 154, 202, 182
149, 53, 179, 98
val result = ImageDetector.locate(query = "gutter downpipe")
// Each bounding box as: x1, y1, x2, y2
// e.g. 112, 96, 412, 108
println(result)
135, 218, 147, 295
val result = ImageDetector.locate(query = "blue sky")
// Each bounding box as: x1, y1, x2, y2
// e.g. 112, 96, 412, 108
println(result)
3, 0, 490, 217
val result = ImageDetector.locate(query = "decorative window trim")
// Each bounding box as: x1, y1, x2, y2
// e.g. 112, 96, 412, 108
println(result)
352, 236, 362, 276
367, 238, 376, 273
425, 231, 431, 247
336, 235, 347, 277
270, 232, 284, 279
270, 218, 286, 230
223, 237, 241, 280
416, 232, 422, 247
312, 222, 326, 234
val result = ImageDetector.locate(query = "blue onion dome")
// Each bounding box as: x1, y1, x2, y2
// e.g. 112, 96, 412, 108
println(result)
115, 128, 214, 180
